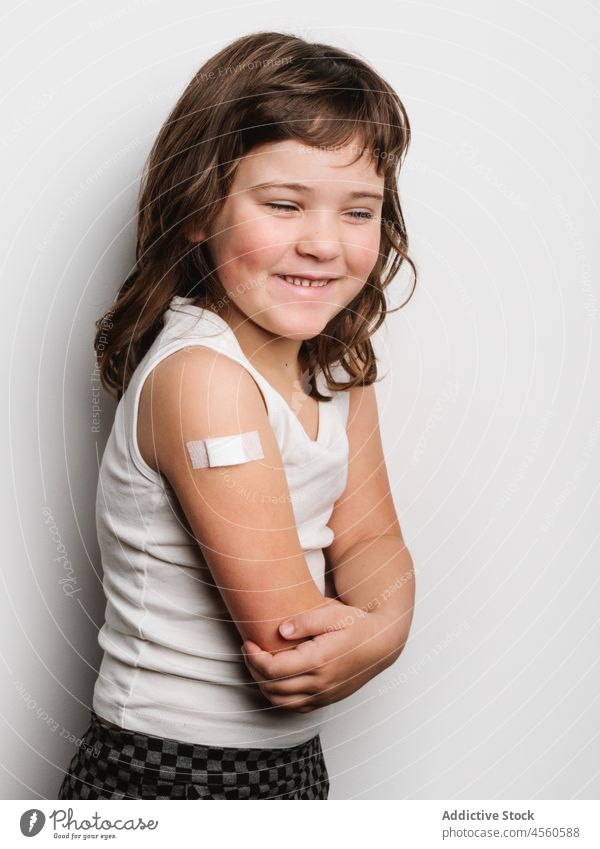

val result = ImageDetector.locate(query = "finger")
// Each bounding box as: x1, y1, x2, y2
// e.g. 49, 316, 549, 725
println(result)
257, 638, 326, 679
242, 640, 263, 655
241, 642, 276, 680
244, 658, 265, 686
266, 692, 317, 711
259, 674, 316, 696
278, 600, 365, 641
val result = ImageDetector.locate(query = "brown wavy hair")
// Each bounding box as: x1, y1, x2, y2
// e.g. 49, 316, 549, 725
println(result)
94, 30, 417, 401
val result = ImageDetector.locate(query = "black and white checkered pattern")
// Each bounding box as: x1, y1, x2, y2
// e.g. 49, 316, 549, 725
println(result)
57, 711, 330, 800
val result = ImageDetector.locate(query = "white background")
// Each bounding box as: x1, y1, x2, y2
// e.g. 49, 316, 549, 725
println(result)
0, 0, 598, 800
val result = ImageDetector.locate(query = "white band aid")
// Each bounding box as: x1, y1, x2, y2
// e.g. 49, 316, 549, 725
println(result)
185, 430, 264, 469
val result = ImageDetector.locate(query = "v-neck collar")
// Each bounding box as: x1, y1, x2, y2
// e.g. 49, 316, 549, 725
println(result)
169, 297, 330, 446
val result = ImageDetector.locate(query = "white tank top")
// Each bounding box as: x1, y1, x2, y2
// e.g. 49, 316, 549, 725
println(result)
92, 295, 351, 748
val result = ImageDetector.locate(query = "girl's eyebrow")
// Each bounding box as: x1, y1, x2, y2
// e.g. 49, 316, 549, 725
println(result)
248, 181, 384, 201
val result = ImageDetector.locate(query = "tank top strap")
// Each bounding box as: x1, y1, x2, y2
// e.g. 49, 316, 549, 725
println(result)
164, 296, 352, 436
123, 296, 351, 483
161, 296, 287, 420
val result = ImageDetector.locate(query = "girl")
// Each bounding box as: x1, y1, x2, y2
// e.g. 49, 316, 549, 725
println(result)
58, 30, 416, 801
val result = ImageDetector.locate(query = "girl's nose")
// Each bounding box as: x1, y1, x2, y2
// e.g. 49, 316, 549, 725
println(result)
296, 209, 342, 262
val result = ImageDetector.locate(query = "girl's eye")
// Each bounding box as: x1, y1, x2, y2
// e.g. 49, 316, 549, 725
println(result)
265, 203, 374, 220
265, 202, 296, 211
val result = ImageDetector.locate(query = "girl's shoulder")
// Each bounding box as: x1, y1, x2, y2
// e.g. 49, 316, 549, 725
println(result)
162, 296, 232, 342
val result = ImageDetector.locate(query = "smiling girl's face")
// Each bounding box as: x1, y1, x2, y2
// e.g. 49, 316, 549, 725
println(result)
191, 138, 385, 341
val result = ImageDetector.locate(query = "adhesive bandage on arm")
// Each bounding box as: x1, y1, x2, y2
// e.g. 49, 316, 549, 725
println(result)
185, 430, 264, 469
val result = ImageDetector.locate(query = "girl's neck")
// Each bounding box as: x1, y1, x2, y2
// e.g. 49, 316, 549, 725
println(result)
210, 298, 303, 386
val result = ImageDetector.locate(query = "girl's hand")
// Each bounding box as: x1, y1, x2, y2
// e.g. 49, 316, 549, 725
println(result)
241, 600, 396, 713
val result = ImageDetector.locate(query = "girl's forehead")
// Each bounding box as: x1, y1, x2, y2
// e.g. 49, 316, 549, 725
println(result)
235, 139, 383, 189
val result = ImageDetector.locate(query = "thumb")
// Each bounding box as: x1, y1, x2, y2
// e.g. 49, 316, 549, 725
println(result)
278, 600, 360, 640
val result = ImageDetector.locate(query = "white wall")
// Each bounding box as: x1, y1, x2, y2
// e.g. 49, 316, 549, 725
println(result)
1, 0, 598, 800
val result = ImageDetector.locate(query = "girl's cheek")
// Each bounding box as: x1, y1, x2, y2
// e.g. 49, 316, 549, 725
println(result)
349, 240, 380, 277
231, 216, 284, 261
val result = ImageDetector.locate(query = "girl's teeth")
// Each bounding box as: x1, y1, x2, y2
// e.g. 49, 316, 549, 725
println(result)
281, 275, 329, 287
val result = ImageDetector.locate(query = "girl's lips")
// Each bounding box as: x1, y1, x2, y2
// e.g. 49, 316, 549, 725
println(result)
272, 274, 339, 295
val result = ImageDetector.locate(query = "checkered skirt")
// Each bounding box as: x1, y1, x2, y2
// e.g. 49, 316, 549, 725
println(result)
57, 711, 330, 800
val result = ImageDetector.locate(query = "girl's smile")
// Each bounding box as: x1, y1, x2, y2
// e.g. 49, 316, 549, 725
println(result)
273, 272, 342, 294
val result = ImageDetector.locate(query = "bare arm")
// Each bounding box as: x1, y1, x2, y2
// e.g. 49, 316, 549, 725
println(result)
137, 345, 341, 654
329, 534, 415, 655
241, 383, 416, 712
325, 383, 415, 652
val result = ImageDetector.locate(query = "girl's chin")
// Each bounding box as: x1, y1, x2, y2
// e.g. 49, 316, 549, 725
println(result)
263, 308, 331, 340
